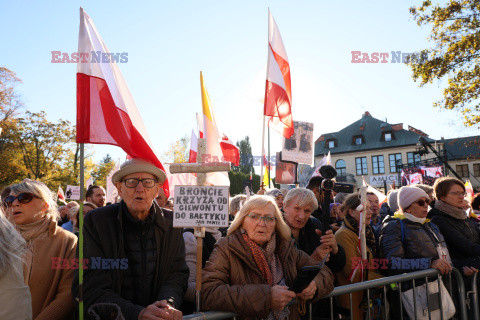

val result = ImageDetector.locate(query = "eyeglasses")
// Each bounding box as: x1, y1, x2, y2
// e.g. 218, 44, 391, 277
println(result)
247, 214, 276, 224
122, 178, 158, 188
5, 193, 39, 207
449, 191, 467, 198
412, 199, 431, 207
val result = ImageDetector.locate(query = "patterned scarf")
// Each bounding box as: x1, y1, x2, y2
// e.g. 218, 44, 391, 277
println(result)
345, 213, 377, 257
435, 199, 468, 220
241, 231, 289, 320
241, 231, 274, 285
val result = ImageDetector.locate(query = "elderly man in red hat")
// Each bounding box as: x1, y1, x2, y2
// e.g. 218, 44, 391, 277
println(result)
73, 158, 188, 320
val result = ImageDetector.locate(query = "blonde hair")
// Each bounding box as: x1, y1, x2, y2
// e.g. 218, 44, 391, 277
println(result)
284, 188, 318, 211
9, 179, 59, 220
0, 207, 26, 276
228, 195, 291, 240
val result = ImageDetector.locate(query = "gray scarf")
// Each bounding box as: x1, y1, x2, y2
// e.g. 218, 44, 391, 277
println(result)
435, 199, 468, 220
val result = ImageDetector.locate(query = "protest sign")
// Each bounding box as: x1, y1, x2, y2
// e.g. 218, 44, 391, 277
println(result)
65, 185, 81, 200
173, 185, 229, 228
282, 121, 314, 165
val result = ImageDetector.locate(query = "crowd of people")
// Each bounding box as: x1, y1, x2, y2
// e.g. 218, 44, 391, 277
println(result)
1, 157, 480, 320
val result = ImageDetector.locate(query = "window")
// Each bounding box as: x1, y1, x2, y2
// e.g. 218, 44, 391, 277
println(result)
407, 152, 421, 165
381, 131, 394, 142
389, 153, 402, 173
328, 140, 335, 148
336, 159, 346, 177
456, 164, 469, 178
355, 157, 368, 175
372, 156, 385, 174
352, 135, 364, 145
474, 163, 480, 177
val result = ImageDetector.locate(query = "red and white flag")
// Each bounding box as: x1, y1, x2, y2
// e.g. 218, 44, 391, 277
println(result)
196, 110, 240, 167
189, 129, 198, 164
75, 8, 169, 197
57, 186, 66, 204
264, 11, 294, 139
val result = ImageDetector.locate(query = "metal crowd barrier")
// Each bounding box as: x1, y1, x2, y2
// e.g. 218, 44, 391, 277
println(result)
468, 272, 480, 319
183, 268, 468, 320
320, 268, 467, 320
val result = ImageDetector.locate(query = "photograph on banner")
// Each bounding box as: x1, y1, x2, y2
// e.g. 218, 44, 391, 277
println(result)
282, 121, 314, 165
401, 163, 444, 186
65, 185, 81, 200
173, 185, 229, 228
275, 152, 296, 184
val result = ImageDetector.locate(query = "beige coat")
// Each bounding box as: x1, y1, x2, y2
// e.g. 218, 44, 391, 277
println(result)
335, 219, 382, 320
0, 261, 32, 320
25, 219, 77, 320
201, 229, 334, 320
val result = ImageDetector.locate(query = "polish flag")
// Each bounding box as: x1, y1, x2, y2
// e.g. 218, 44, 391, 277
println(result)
264, 11, 294, 139
75, 8, 169, 197
196, 113, 239, 167
57, 186, 66, 204
189, 129, 198, 164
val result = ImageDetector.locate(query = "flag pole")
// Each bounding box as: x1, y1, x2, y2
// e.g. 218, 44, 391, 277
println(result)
78, 143, 85, 320
268, 125, 271, 188
260, 116, 266, 190
261, 8, 271, 191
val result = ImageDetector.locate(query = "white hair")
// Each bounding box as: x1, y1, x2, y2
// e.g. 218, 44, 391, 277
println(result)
284, 188, 318, 211
0, 207, 25, 277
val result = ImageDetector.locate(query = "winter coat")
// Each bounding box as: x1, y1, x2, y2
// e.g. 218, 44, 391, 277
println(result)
379, 213, 447, 277
201, 229, 334, 320
72, 201, 189, 320
0, 261, 32, 320
26, 218, 77, 320
183, 228, 222, 304
334, 219, 382, 320
295, 216, 346, 273
430, 207, 480, 269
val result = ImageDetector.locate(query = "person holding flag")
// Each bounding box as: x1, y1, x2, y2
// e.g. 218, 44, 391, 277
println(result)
72, 159, 188, 320
73, 8, 186, 320
335, 193, 382, 319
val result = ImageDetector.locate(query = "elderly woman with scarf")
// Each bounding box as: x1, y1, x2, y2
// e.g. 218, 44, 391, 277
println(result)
429, 177, 480, 276
6, 179, 77, 320
335, 193, 383, 320
202, 195, 334, 320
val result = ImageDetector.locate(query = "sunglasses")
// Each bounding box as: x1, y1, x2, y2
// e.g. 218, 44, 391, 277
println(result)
413, 199, 431, 207
5, 193, 39, 207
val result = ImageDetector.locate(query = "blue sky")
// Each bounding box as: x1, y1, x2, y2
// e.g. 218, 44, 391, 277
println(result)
1, 0, 478, 173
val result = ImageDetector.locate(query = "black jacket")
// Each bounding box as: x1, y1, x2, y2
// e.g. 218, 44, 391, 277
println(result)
72, 201, 189, 320
430, 207, 480, 269
379, 215, 446, 276
296, 217, 346, 273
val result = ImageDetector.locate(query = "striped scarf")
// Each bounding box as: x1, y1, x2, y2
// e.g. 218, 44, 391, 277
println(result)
242, 232, 274, 285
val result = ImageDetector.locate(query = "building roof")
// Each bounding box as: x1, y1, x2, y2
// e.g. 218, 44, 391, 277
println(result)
442, 136, 480, 160
314, 112, 435, 157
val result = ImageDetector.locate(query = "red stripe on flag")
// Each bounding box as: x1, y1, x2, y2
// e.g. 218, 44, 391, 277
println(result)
264, 80, 294, 139
76, 73, 170, 198
269, 43, 291, 102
